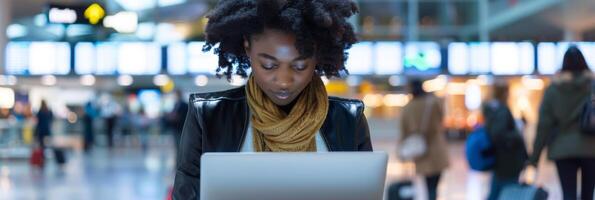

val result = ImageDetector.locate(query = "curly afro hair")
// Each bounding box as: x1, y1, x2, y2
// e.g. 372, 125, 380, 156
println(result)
203, 0, 359, 80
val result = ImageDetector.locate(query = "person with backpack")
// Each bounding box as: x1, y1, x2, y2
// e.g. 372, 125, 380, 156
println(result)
166, 90, 188, 153
529, 46, 595, 200
483, 85, 528, 200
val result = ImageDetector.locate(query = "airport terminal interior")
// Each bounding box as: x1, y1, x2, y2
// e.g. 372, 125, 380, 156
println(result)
1, 0, 595, 199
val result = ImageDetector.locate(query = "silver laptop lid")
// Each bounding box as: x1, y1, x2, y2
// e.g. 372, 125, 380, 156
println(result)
200, 152, 388, 200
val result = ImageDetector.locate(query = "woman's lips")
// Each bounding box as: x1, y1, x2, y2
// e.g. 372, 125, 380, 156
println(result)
273, 91, 291, 100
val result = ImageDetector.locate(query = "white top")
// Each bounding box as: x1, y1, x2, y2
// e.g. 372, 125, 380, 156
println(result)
240, 122, 329, 152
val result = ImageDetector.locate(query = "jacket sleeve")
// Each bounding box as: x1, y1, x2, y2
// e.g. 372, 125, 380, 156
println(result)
530, 87, 556, 165
357, 108, 373, 151
173, 99, 203, 200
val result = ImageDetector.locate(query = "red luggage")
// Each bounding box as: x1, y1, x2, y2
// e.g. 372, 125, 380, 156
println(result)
30, 147, 44, 167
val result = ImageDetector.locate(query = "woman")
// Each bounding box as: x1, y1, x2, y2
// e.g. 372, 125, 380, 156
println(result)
173, 0, 371, 199
399, 79, 449, 200
35, 100, 53, 149
134, 107, 152, 151
83, 101, 97, 152
529, 46, 595, 200
483, 85, 527, 200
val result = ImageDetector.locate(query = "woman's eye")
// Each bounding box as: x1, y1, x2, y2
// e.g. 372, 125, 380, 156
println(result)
293, 65, 307, 71
261, 64, 276, 70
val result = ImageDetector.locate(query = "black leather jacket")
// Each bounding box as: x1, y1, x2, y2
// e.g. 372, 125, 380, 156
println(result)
172, 86, 373, 200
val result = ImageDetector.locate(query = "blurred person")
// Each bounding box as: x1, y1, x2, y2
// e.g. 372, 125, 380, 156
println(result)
529, 46, 595, 200
12, 102, 27, 121
0, 108, 9, 118
118, 104, 133, 146
83, 101, 98, 152
173, 0, 371, 199
483, 85, 528, 200
134, 107, 152, 151
101, 96, 120, 148
399, 79, 449, 200
166, 90, 188, 152
35, 100, 53, 149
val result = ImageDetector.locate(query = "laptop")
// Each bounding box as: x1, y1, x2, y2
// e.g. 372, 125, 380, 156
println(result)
200, 152, 388, 200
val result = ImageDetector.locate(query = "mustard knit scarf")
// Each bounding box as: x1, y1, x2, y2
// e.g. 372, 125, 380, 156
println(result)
245, 75, 329, 152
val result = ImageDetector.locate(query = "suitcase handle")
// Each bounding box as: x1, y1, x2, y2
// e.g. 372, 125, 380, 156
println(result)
519, 166, 539, 185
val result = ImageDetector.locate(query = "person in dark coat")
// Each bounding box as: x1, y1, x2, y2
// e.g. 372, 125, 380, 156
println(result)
101, 97, 120, 148
83, 101, 98, 152
172, 1, 372, 199
483, 85, 528, 200
529, 46, 595, 200
168, 90, 188, 152
35, 100, 53, 149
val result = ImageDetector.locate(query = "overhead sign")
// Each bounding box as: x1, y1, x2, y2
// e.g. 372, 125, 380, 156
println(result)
404, 42, 442, 75
448, 42, 535, 75
167, 42, 188, 75
103, 12, 138, 33
490, 42, 534, 75
187, 42, 219, 75
29, 42, 71, 75
5, 42, 71, 75
448, 42, 491, 75
84, 3, 106, 25
345, 42, 374, 75
47, 3, 105, 25
48, 7, 77, 24
5, 42, 29, 75
117, 43, 161, 75
374, 42, 403, 75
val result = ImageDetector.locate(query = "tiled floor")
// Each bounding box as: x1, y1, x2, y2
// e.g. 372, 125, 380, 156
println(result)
1, 146, 176, 200
0, 119, 568, 200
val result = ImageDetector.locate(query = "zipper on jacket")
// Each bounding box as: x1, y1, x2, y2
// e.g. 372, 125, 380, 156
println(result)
319, 122, 333, 151
320, 132, 332, 151
236, 106, 249, 152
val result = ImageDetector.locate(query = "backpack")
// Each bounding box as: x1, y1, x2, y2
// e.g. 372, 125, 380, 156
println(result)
465, 126, 495, 171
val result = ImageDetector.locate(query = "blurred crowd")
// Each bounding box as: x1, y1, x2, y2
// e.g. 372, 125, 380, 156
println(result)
0, 90, 188, 155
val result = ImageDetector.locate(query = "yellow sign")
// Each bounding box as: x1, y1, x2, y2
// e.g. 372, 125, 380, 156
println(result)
84, 3, 105, 25
161, 79, 175, 93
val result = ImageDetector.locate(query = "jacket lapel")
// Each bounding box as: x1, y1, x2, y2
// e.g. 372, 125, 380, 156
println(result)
320, 104, 337, 151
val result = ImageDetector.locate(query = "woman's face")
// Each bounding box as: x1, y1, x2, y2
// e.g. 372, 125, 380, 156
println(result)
245, 29, 317, 106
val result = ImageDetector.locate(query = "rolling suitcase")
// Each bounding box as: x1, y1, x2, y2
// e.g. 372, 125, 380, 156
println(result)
387, 180, 415, 200
387, 162, 416, 200
497, 183, 548, 200
499, 168, 548, 200
30, 147, 44, 167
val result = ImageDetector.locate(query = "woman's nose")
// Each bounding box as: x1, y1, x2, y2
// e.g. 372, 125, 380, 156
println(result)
275, 66, 294, 89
